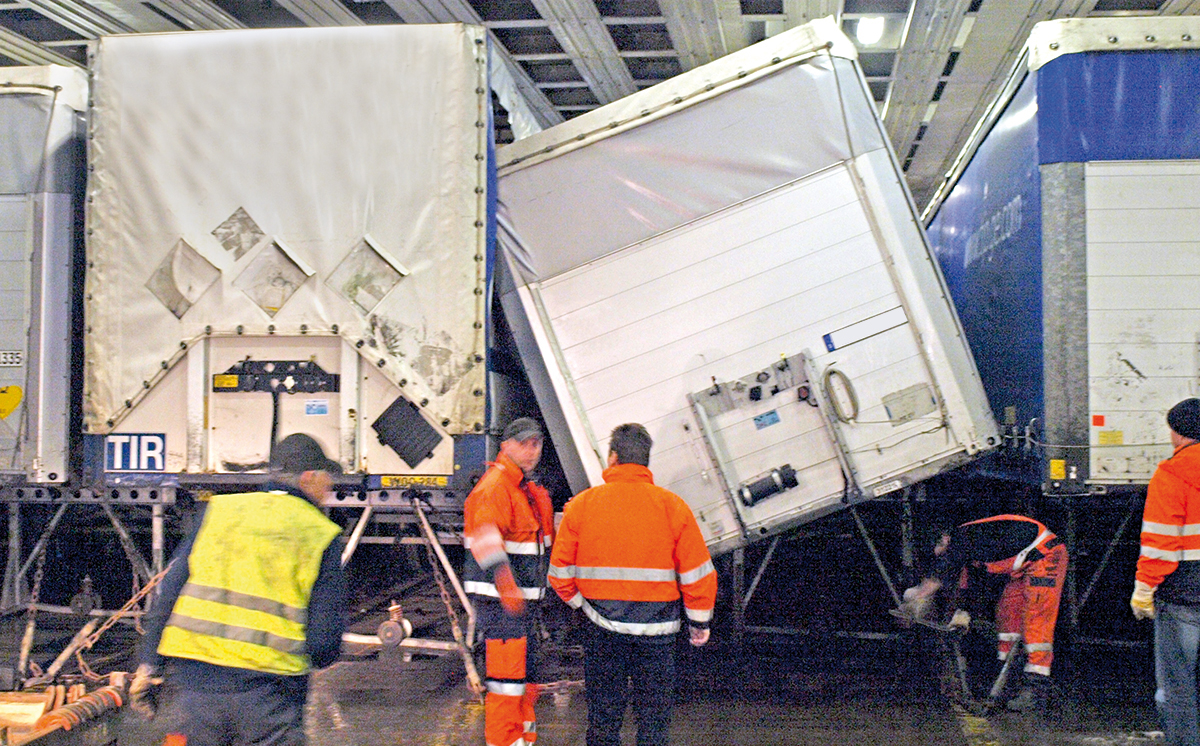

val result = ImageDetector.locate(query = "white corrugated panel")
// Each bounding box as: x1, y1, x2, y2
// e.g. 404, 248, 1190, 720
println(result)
499, 19, 997, 551
508, 163, 994, 549
1086, 160, 1200, 482
0, 66, 85, 483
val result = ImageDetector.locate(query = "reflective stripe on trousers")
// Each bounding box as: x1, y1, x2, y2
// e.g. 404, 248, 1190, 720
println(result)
480, 601, 541, 746
995, 542, 1067, 675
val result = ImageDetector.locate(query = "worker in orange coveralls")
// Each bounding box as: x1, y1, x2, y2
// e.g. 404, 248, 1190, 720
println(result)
549, 423, 716, 746
1130, 398, 1200, 746
463, 417, 555, 746
901, 514, 1067, 712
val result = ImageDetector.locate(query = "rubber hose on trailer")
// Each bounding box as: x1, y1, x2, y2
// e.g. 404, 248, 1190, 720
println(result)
822, 367, 859, 423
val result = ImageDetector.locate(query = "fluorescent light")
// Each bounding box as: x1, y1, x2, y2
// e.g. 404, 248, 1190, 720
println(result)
857, 17, 885, 46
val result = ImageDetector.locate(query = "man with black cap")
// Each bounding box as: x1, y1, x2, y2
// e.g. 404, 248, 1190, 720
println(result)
463, 417, 554, 746
129, 433, 347, 746
1133, 398, 1200, 746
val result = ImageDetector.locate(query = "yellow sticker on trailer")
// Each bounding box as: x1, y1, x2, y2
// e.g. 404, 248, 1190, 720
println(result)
380, 475, 449, 488
1048, 459, 1066, 481
0, 386, 22, 419
1098, 430, 1124, 445
213, 374, 239, 389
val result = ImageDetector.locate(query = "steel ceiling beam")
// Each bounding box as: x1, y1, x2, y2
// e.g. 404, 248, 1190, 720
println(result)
1052, 0, 1101, 16
0, 26, 82, 67
94, 0, 189, 30
528, 0, 636, 104
658, 0, 743, 71
782, 0, 842, 30
900, 0, 1064, 209
23, 0, 137, 36
379, 0, 562, 132
274, 0, 363, 26
1161, 0, 1200, 13
882, 0, 975, 157
143, 0, 245, 31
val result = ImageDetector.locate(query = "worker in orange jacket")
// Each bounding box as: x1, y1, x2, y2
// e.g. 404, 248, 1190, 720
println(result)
549, 423, 716, 746
901, 514, 1067, 712
463, 417, 555, 746
1131, 398, 1200, 746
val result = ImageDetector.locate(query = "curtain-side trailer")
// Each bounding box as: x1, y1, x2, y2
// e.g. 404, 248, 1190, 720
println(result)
82, 26, 491, 499
925, 17, 1200, 495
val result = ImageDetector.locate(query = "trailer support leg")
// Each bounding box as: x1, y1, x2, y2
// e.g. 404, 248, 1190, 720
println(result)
741, 536, 780, 613
102, 503, 152, 587
731, 548, 745, 646
942, 636, 973, 704
1066, 496, 1079, 629
152, 504, 164, 574
14, 504, 68, 592
2, 504, 22, 609
901, 486, 917, 578
851, 506, 901, 606
1077, 506, 1134, 617
411, 495, 482, 696
341, 506, 373, 567
986, 639, 1023, 708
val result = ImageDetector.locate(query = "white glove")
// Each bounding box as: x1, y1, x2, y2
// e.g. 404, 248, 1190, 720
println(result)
895, 594, 932, 622
949, 609, 970, 630
689, 626, 711, 647
128, 663, 164, 720
1130, 580, 1156, 620
902, 586, 920, 602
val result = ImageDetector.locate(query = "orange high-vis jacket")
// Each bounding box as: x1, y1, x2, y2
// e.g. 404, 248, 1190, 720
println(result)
463, 453, 555, 600
549, 463, 716, 636
1138, 442, 1200, 589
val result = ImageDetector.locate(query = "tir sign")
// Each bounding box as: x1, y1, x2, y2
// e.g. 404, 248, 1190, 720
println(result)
106, 434, 166, 472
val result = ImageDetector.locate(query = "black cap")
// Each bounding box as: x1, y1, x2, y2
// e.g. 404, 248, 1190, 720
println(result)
502, 417, 543, 443
1168, 398, 1200, 441
270, 433, 343, 475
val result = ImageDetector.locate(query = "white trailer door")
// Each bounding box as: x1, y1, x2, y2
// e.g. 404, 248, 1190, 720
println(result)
515, 161, 979, 551
1086, 159, 1200, 482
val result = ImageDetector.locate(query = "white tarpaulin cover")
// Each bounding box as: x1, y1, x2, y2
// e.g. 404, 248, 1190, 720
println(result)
497, 17, 876, 280
86, 25, 487, 434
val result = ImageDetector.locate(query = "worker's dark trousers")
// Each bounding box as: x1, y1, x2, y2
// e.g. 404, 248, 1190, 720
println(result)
174, 682, 306, 746
582, 624, 675, 746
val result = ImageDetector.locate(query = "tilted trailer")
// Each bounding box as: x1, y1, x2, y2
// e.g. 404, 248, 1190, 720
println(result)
495, 17, 1000, 558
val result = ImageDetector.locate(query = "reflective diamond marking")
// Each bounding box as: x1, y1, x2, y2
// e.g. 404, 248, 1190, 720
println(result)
232, 240, 309, 317
212, 207, 265, 260
145, 238, 220, 319
326, 236, 408, 314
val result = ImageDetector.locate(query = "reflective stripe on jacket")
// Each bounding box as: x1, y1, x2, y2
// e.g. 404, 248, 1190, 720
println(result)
960, 515, 1053, 575
157, 491, 341, 675
549, 463, 716, 636
1139, 442, 1200, 596
463, 453, 554, 600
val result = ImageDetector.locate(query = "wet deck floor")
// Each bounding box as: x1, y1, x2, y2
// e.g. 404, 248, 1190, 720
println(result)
116, 634, 1162, 746
4, 597, 1162, 746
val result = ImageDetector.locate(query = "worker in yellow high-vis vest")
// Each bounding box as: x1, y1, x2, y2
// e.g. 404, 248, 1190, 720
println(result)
129, 433, 347, 746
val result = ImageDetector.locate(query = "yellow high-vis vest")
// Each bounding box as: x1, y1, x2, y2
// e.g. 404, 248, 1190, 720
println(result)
157, 491, 341, 675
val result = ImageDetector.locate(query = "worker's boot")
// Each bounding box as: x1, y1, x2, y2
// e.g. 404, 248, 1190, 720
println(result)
1005, 673, 1051, 713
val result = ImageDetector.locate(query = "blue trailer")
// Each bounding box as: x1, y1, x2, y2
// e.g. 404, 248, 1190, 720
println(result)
925, 17, 1200, 495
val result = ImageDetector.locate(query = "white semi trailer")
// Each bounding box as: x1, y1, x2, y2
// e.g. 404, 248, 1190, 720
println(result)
82, 25, 491, 493
925, 16, 1200, 495
495, 17, 1000, 555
